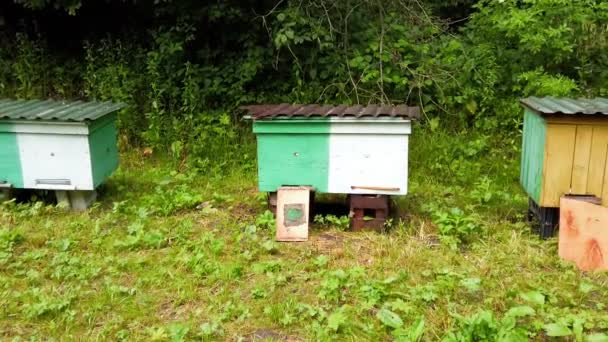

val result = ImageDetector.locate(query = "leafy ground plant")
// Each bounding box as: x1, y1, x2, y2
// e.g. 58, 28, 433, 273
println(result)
1, 128, 608, 340
431, 207, 483, 249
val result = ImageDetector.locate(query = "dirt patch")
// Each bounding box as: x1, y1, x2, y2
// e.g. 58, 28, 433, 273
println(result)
231, 202, 259, 218
157, 300, 197, 321
246, 329, 302, 342
318, 233, 341, 241
311, 232, 345, 256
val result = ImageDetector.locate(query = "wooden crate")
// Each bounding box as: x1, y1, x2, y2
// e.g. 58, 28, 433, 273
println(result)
559, 196, 608, 271
276, 186, 311, 242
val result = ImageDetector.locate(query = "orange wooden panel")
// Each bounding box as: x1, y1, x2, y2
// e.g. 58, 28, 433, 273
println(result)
559, 196, 608, 271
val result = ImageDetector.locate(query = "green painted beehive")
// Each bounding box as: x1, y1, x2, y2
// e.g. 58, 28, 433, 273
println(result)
0, 99, 124, 192
242, 104, 420, 195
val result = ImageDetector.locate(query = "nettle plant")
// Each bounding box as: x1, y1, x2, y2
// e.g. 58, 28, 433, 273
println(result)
431, 207, 483, 250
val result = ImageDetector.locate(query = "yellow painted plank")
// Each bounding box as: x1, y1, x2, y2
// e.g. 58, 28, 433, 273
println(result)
541, 124, 577, 207
588, 126, 608, 198
571, 126, 593, 194
603, 165, 608, 207
547, 117, 608, 126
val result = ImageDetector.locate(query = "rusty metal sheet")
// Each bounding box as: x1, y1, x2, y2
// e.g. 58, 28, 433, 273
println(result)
521, 97, 608, 116
241, 104, 420, 120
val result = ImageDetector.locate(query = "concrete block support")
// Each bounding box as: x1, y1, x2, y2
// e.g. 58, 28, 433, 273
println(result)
55, 190, 97, 211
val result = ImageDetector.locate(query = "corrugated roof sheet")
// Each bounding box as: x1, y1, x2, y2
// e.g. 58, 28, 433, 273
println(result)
521, 97, 608, 115
0, 99, 125, 122
241, 104, 420, 120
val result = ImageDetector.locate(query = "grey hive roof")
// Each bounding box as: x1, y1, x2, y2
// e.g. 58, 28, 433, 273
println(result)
0, 99, 125, 122
521, 97, 608, 115
241, 104, 420, 120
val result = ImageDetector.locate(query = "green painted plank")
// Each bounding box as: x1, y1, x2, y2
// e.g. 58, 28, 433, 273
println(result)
0, 122, 15, 133
0, 131, 23, 188
89, 116, 119, 188
253, 119, 333, 134
520, 109, 546, 203
256, 120, 331, 192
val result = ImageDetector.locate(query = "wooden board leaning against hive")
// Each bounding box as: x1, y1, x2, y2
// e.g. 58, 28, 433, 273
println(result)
519, 97, 608, 238
241, 104, 419, 236
0, 98, 124, 210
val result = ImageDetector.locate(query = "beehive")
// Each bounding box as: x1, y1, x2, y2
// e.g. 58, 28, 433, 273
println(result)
243, 104, 419, 196
520, 97, 608, 208
0, 99, 124, 195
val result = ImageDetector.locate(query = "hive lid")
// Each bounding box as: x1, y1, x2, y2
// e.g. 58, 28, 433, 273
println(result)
521, 97, 608, 116
241, 104, 420, 120
0, 98, 125, 122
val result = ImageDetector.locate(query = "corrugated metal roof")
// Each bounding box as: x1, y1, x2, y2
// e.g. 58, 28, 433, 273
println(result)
241, 104, 420, 120
0, 99, 125, 122
521, 97, 608, 115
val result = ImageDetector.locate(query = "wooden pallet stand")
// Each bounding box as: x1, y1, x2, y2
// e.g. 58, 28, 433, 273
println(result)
349, 194, 389, 232
527, 198, 560, 239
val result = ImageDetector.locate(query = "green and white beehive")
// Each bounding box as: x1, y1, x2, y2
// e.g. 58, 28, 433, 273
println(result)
0, 99, 124, 192
243, 104, 420, 195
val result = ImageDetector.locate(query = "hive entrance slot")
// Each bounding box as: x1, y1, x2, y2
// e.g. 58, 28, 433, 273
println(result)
363, 208, 377, 218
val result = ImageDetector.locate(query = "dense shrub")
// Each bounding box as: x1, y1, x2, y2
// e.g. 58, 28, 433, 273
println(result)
0, 0, 606, 163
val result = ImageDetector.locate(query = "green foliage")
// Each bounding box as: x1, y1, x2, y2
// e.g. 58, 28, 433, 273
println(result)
443, 306, 535, 342
14, 0, 83, 14
0, 228, 24, 264
314, 214, 350, 231
2, 0, 607, 160
1, 2, 608, 338
431, 208, 483, 249
393, 317, 425, 342
2, 135, 608, 339
377, 308, 403, 329
141, 172, 204, 216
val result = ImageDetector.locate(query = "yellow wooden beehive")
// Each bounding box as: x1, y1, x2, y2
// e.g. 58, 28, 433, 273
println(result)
520, 97, 608, 208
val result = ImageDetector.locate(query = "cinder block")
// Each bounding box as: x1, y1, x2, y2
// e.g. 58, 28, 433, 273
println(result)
55, 190, 97, 211
349, 194, 389, 231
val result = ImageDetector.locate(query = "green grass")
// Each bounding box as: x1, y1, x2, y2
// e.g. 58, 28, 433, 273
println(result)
1, 126, 608, 341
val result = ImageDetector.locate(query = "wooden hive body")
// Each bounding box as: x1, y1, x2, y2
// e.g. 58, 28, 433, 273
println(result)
0, 108, 120, 191
521, 109, 608, 207
254, 117, 411, 195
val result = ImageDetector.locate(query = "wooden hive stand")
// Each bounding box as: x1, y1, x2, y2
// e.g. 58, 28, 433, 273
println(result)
527, 198, 560, 239
349, 194, 389, 232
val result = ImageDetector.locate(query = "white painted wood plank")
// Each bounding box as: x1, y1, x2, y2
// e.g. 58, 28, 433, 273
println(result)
329, 119, 411, 135
3, 122, 89, 135
18, 133, 94, 190
327, 134, 409, 195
